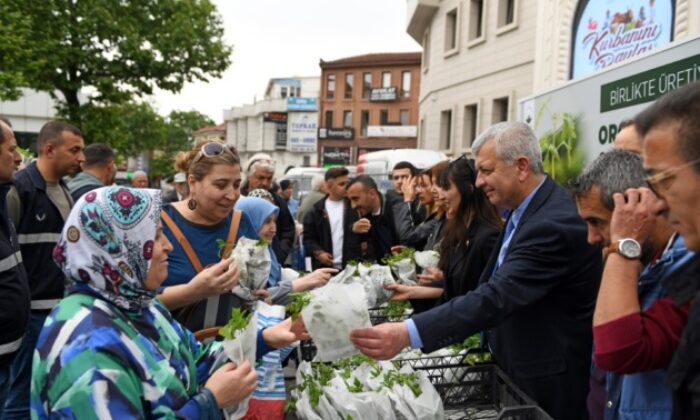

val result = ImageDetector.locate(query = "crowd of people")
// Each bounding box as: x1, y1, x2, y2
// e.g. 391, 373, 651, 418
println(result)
0, 82, 698, 419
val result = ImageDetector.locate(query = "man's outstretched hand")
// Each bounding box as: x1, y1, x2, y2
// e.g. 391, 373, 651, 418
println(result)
350, 322, 411, 360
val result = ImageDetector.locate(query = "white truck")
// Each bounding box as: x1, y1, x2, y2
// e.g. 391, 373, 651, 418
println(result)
520, 35, 700, 175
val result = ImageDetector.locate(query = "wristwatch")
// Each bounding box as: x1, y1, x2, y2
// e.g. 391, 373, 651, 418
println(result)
603, 238, 642, 260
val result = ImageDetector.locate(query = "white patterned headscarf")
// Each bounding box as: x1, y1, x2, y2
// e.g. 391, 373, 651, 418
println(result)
53, 186, 162, 311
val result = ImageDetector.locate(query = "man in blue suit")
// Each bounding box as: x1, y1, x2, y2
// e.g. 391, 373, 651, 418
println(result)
351, 121, 602, 420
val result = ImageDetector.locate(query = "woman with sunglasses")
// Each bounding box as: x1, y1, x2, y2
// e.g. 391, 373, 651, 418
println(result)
388, 156, 502, 308
157, 141, 260, 331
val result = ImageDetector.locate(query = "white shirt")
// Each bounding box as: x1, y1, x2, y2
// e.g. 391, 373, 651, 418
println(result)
325, 198, 345, 266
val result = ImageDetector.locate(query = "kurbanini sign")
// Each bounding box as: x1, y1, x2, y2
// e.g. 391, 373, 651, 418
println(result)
571, 0, 674, 79
601, 53, 700, 112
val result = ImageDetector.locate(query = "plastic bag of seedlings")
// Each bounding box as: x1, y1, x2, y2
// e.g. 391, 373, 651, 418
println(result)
219, 307, 258, 419
231, 237, 272, 301
301, 283, 371, 361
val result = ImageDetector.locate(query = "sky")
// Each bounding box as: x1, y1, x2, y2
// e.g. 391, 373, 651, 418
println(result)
150, 0, 421, 123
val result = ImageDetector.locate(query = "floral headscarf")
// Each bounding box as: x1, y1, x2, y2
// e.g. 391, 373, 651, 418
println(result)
53, 186, 162, 311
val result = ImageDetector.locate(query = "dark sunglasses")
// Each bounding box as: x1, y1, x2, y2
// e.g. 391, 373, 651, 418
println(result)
193, 142, 237, 165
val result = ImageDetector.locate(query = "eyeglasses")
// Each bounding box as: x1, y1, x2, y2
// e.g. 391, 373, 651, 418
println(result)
192, 142, 237, 165
645, 157, 700, 195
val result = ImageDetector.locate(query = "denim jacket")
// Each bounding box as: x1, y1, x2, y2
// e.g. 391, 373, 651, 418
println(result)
604, 234, 694, 420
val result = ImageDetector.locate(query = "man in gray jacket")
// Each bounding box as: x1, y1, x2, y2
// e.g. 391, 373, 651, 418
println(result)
67, 143, 115, 201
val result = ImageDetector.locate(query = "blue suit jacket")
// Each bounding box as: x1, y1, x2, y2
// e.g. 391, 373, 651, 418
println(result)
412, 176, 602, 420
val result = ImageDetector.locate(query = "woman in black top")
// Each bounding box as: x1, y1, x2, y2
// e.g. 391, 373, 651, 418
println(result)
389, 156, 502, 305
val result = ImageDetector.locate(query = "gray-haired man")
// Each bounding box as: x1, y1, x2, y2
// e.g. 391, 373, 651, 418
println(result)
242, 153, 295, 263
572, 149, 692, 420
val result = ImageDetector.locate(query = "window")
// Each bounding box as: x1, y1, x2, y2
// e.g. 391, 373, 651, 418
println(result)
492, 97, 509, 123
382, 71, 391, 88
401, 71, 411, 98
325, 110, 333, 128
345, 73, 354, 99
440, 110, 452, 150
303, 155, 311, 166
399, 110, 409, 126
463, 104, 478, 148
280, 86, 288, 99
380, 110, 389, 125
361, 110, 370, 137
422, 29, 431, 72
469, 0, 485, 42
445, 8, 458, 52
343, 110, 352, 128
363, 72, 372, 99
498, 0, 516, 28
290, 86, 300, 97
326, 74, 336, 99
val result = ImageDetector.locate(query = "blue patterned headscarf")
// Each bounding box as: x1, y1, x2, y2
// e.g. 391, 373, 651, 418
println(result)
52, 187, 162, 311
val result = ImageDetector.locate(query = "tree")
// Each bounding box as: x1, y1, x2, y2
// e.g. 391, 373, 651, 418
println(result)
0, 0, 232, 125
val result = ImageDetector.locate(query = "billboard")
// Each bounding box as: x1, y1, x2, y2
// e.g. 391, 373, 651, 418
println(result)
367, 125, 418, 137
571, 0, 674, 79
521, 35, 700, 167
287, 112, 318, 153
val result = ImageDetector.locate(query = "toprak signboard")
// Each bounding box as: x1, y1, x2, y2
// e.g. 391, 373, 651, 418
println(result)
571, 0, 674, 79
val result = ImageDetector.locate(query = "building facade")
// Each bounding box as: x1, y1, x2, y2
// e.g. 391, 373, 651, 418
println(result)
407, 0, 700, 157
224, 77, 320, 171
0, 89, 60, 152
318, 52, 421, 166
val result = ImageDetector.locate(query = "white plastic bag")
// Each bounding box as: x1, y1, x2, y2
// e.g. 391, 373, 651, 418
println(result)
231, 237, 272, 301
415, 250, 440, 270
221, 310, 258, 419
365, 265, 395, 307
390, 258, 417, 286
301, 283, 371, 361
325, 376, 397, 420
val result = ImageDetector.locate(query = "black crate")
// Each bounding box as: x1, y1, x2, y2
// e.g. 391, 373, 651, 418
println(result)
394, 355, 553, 420
297, 339, 317, 362
368, 306, 412, 325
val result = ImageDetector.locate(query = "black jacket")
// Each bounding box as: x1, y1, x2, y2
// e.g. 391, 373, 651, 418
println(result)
662, 254, 700, 419
439, 221, 500, 302
394, 203, 441, 250
0, 184, 30, 367
11, 162, 73, 308
361, 194, 400, 263
302, 197, 363, 269
412, 177, 602, 420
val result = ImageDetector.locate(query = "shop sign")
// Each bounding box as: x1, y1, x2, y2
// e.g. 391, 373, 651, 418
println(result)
263, 112, 287, 123
367, 125, 418, 137
287, 97, 318, 112
288, 112, 318, 153
322, 146, 352, 166
571, 0, 674, 79
318, 127, 354, 140
370, 87, 398, 102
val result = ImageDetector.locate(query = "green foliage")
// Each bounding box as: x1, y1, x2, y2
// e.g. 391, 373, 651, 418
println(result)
0, 0, 232, 125
381, 370, 422, 398
535, 101, 585, 187
218, 307, 253, 340
381, 247, 416, 266
383, 301, 412, 319
285, 292, 312, 320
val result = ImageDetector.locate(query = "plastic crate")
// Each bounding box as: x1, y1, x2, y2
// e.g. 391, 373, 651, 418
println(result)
297, 339, 317, 362
394, 354, 553, 420
368, 306, 413, 325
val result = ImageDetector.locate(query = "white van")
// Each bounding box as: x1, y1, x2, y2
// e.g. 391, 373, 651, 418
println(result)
356, 149, 448, 192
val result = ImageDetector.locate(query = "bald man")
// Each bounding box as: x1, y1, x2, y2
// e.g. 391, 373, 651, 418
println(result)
613, 120, 643, 154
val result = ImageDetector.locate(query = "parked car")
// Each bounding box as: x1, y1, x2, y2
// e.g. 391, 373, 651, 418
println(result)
282, 166, 356, 201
